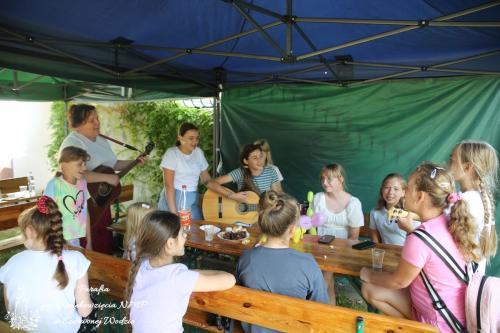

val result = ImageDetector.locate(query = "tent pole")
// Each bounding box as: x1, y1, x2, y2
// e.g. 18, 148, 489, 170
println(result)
226, 0, 282, 20
15, 75, 44, 91
297, 0, 500, 61
123, 21, 282, 75
232, 1, 286, 56
213, 91, 222, 178
286, 0, 292, 56
0, 26, 118, 76
12, 70, 18, 90
293, 23, 338, 78
63, 88, 69, 136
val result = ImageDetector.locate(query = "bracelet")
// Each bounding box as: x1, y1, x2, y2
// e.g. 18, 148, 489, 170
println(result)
227, 192, 233, 199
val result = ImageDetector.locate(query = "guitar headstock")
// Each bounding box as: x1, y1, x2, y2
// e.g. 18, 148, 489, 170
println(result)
387, 207, 409, 223
143, 142, 155, 156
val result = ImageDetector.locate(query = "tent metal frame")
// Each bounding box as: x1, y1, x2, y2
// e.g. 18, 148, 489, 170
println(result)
1, 0, 499, 94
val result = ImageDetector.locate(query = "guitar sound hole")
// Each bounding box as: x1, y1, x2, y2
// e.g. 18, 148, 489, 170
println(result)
98, 184, 112, 197
238, 203, 249, 213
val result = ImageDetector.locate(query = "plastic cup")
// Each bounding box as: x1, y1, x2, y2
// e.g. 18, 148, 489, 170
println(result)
204, 226, 216, 242
372, 248, 385, 271
19, 185, 28, 197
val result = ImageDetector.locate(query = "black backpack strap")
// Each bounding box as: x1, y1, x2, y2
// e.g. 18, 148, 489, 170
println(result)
419, 270, 467, 333
476, 275, 488, 332
412, 229, 468, 283
412, 229, 469, 332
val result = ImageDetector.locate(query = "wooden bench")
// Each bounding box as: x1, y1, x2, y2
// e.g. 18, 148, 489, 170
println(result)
78, 248, 438, 333
0, 177, 28, 194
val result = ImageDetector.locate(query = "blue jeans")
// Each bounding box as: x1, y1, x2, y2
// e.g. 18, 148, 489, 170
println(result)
158, 188, 202, 220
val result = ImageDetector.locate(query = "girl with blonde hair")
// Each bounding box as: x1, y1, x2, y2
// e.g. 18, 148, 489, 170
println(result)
313, 163, 364, 239
361, 163, 478, 332
122, 202, 156, 261
236, 190, 328, 332
448, 140, 498, 272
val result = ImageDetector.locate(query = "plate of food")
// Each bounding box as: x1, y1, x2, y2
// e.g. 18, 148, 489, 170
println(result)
217, 226, 250, 241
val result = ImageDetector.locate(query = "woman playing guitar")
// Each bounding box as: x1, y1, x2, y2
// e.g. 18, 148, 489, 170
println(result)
59, 104, 147, 254
207, 143, 283, 202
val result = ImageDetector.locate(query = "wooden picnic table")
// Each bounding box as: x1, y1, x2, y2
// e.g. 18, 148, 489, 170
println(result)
0, 195, 39, 230
109, 219, 402, 277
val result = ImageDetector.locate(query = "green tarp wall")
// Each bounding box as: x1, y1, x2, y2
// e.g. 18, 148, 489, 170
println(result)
220, 76, 500, 275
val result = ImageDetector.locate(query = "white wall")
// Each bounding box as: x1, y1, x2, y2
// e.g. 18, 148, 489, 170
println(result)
0, 101, 53, 191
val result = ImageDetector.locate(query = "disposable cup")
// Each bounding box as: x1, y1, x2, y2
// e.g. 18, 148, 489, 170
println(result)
204, 226, 217, 242
372, 248, 385, 271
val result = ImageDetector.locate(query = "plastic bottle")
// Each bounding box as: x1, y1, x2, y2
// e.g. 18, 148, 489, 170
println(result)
27, 171, 36, 197
178, 185, 191, 231
356, 316, 364, 333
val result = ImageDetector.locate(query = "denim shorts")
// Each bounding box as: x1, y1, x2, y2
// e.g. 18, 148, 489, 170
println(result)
158, 188, 202, 220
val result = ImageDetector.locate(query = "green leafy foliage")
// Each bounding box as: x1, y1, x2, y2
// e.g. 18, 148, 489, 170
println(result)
120, 101, 213, 202
47, 101, 67, 171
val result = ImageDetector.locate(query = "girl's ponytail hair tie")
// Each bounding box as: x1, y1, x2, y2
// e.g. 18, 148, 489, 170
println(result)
37, 195, 51, 214
447, 192, 463, 204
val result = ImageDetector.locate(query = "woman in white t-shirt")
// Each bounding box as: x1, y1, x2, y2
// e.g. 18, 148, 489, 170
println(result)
158, 123, 211, 219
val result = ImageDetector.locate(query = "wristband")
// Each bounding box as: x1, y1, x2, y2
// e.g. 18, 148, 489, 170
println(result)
227, 192, 233, 199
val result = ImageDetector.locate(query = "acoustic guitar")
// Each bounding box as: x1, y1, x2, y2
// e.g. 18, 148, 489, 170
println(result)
202, 189, 259, 224
88, 142, 154, 224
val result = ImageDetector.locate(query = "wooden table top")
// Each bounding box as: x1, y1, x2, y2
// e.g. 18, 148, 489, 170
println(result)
108, 219, 402, 277
0, 195, 39, 231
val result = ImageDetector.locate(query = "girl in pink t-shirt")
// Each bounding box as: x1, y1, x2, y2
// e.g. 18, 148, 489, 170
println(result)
360, 163, 479, 333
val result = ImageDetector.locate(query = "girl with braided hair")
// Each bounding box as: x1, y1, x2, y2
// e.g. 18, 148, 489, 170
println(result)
448, 140, 498, 273
126, 210, 235, 333
0, 196, 93, 332
361, 163, 479, 333
236, 190, 328, 333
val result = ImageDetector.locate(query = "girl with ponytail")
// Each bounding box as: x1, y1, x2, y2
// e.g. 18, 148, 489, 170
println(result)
126, 210, 235, 333
448, 140, 498, 273
360, 163, 478, 333
0, 196, 93, 332
236, 190, 328, 332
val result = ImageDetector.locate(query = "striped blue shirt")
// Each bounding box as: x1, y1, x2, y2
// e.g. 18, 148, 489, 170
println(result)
228, 165, 281, 193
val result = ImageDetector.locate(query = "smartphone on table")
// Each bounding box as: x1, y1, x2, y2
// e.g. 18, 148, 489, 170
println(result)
318, 235, 335, 244
352, 240, 376, 250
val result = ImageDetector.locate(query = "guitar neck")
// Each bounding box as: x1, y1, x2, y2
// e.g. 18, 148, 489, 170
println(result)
117, 157, 142, 179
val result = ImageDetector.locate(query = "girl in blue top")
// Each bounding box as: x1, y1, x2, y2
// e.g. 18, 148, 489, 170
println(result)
369, 173, 420, 245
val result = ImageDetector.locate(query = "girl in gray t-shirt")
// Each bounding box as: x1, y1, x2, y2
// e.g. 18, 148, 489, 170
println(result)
237, 191, 329, 333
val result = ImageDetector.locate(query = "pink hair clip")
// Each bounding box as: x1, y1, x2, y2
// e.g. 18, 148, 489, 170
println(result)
57, 255, 64, 261
37, 195, 51, 214
448, 192, 463, 204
